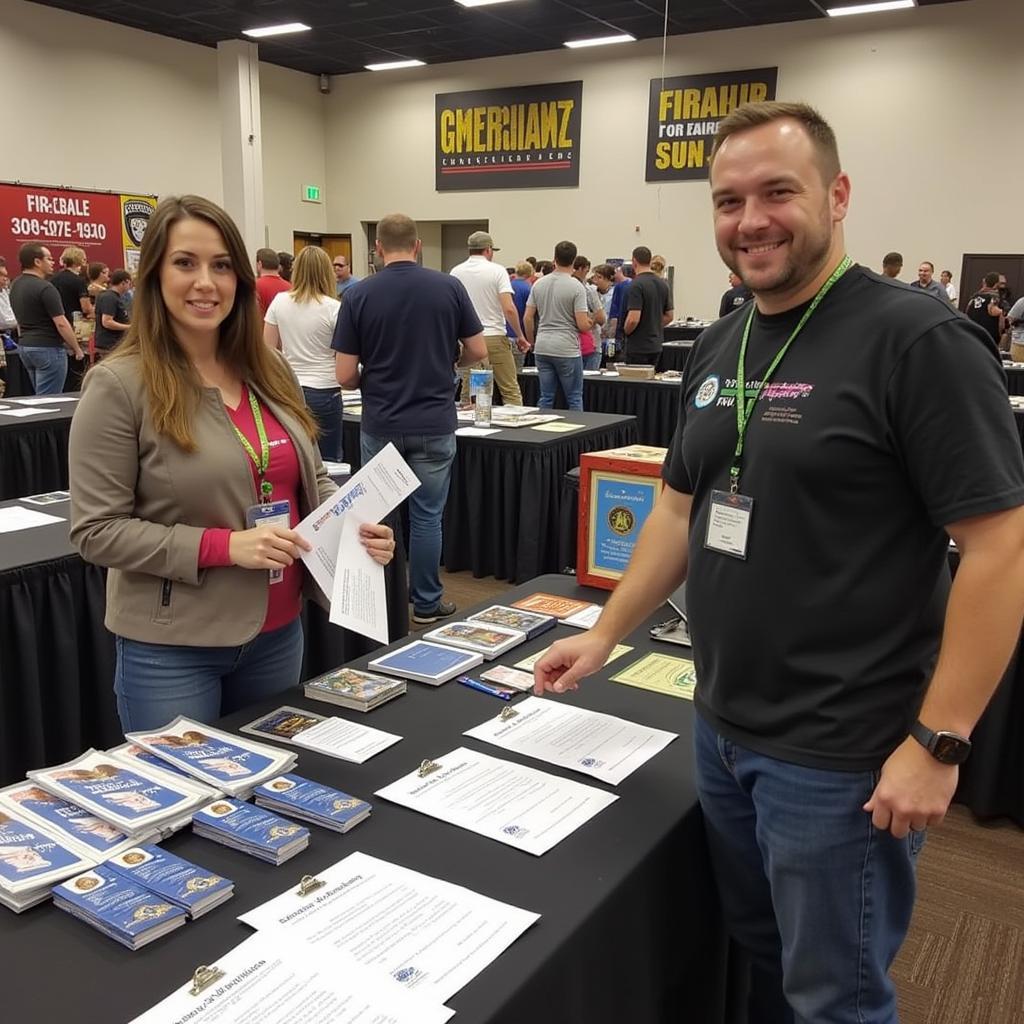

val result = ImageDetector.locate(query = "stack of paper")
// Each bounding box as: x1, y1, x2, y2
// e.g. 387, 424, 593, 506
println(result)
126, 717, 297, 798
27, 750, 208, 837
192, 799, 309, 865
422, 621, 526, 660
241, 706, 402, 764
53, 864, 188, 949
369, 640, 483, 685
0, 810, 96, 912
253, 775, 371, 833
304, 665, 407, 711
467, 604, 557, 640
107, 845, 233, 919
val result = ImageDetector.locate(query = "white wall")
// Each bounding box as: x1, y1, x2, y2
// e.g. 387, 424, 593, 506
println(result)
323, 0, 1024, 319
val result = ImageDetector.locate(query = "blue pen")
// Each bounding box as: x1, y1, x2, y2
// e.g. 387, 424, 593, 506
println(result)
457, 675, 514, 700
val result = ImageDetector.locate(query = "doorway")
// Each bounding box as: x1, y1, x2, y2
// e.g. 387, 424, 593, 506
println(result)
293, 232, 352, 268
957, 254, 1024, 310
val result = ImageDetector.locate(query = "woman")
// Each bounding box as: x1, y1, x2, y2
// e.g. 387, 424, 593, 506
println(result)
263, 246, 343, 462
69, 195, 394, 731
86, 262, 110, 300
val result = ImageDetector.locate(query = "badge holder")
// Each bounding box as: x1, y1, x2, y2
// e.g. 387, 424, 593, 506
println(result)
246, 497, 292, 584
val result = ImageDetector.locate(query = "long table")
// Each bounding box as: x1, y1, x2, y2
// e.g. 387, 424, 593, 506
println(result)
663, 323, 706, 342
0, 495, 409, 786
0, 348, 34, 397
659, 339, 695, 373
0, 574, 735, 1024
0, 399, 75, 500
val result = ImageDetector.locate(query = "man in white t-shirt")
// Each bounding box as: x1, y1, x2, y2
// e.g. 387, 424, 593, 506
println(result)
940, 270, 958, 306
450, 231, 527, 406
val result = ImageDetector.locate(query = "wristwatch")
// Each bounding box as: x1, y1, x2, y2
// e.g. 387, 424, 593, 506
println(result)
909, 720, 972, 765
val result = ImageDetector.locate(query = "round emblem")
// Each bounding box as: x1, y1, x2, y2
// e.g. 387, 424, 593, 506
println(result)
694, 374, 720, 409
607, 506, 635, 535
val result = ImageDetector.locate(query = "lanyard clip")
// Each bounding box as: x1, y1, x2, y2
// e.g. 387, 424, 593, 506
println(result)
729, 467, 740, 495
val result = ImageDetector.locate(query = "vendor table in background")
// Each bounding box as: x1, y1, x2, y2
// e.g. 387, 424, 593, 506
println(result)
0, 400, 74, 500
663, 323, 706, 342
658, 340, 695, 373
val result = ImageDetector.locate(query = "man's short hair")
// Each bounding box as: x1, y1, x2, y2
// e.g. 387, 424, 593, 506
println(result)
537, 260, 554, 275
60, 246, 87, 268
110, 269, 132, 286
593, 263, 615, 280
18, 242, 45, 270
525, 256, 538, 268
632, 246, 652, 265
553, 240, 577, 268
515, 260, 534, 278
883, 252, 903, 268
256, 247, 279, 270
377, 213, 418, 254
622, 265, 635, 279
572, 255, 591, 272
711, 101, 841, 184
984, 272, 1000, 288
920, 261, 934, 271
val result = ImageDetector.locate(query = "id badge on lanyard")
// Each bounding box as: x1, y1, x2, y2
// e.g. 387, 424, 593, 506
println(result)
246, 499, 292, 584
704, 490, 753, 559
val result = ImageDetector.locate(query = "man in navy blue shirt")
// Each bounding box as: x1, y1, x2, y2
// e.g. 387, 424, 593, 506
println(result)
606, 264, 634, 357
333, 213, 485, 623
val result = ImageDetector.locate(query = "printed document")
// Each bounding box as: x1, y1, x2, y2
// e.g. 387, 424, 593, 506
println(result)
329, 514, 388, 643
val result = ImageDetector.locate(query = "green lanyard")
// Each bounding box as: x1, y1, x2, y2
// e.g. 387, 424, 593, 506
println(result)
233, 388, 274, 503
730, 255, 852, 493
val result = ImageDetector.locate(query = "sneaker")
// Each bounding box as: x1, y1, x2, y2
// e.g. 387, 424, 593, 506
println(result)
412, 600, 457, 625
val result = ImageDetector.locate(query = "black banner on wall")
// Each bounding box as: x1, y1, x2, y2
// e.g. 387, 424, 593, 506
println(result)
645, 67, 778, 182
435, 80, 583, 191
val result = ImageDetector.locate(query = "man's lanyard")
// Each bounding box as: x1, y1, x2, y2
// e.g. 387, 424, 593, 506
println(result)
729, 255, 852, 494
233, 388, 273, 503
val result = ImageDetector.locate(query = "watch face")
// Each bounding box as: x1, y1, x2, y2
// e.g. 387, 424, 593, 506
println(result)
933, 733, 969, 764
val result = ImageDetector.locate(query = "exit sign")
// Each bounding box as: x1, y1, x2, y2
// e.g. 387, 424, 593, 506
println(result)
302, 184, 322, 203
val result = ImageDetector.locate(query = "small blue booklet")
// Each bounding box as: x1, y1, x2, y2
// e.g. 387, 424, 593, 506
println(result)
53, 864, 188, 949
192, 799, 310, 865
252, 774, 371, 834
369, 640, 483, 685
107, 844, 234, 919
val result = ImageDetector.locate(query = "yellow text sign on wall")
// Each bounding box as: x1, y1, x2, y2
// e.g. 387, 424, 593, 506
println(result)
646, 68, 778, 182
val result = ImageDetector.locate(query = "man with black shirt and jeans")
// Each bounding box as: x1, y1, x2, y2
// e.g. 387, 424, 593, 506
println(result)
9, 243, 84, 394
333, 213, 485, 624
50, 246, 92, 389
534, 102, 1024, 1024
964, 272, 1004, 348
93, 269, 132, 355
623, 245, 672, 365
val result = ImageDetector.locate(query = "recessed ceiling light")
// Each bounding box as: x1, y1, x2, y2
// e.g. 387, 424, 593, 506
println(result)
455, 0, 520, 7
242, 22, 312, 39
564, 33, 636, 49
365, 59, 427, 71
826, 1, 915, 16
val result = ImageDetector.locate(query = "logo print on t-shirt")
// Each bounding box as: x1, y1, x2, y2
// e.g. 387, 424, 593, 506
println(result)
694, 375, 720, 409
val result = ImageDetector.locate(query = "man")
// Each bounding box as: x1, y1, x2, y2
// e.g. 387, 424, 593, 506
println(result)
332, 213, 485, 624
606, 263, 634, 355
523, 240, 593, 410
881, 251, 903, 279
333, 255, 360, 298
1007, 293, 1024, 362
964, 272, 1005, 348
254, 248, 290, 315
591, 263, 617, 358
450, 230, 527, 406
507, 260, 534, 371
93, 269, 132, 355
622, 245, 673, 365
910, 260, 949, 300
940, 269, 958, 305
9, 243, 84, 394
50, 246, 92, 389
572, 255, 606, 371
0, 258, 17, 338
718, 270, 753, 317
534, 101, 1024, 1024
277, 251, 293, 283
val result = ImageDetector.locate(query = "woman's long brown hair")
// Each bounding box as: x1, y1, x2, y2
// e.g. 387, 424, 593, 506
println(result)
106, 195, 318, 451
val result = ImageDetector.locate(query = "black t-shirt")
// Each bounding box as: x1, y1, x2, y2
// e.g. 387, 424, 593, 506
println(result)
965, 290, 1002, 344
9, 274, 64, 347
663, 265, 1024, 771
332, 262, 482, 437
94, 289, 127, 350
625, 273, 671, 355
718, 284, 753, 318
50, 269, 89, 321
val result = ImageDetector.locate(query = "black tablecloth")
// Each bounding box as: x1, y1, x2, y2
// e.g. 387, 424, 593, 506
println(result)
663, 324, 706, 342
518, 371, 680, 447
0, 497, 408, 786
443, 411, 638, 582
0, 575, 734, 1024
1, 349, 34, 397
658, 340, 695, 373
0, 400, 75, 500
1006, 365, 1024, 396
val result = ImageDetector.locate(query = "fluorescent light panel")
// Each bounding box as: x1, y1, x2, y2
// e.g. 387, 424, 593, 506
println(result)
365, 59, 426, 71
455, 0, 520, 7
242, 22, 311, 38
564, 33, 636, 49
826, 1, 914, 16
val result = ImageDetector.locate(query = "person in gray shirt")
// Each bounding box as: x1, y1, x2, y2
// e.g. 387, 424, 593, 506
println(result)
909, 261, 950, 301
524, 240, 593, 410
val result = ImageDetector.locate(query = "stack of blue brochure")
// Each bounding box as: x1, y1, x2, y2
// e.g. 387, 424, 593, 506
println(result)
192, 799, 310, 865
252, 774, 371, 834
106, 844, 234, 919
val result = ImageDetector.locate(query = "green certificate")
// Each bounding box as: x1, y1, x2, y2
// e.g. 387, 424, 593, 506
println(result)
610, 653, 696, 701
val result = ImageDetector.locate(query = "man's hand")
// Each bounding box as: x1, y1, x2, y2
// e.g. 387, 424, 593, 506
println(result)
533, 633, 614, 696
515, 335, 531, 353
862, 735, 958, 838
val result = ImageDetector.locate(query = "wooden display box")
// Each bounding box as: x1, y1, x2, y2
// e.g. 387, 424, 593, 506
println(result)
577, 445, 667, 590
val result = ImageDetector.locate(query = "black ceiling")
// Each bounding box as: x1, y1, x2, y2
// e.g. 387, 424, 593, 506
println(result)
27, 0, 964, 77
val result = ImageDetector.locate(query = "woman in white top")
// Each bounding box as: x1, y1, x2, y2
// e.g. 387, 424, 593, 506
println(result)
264, 246, 343, 461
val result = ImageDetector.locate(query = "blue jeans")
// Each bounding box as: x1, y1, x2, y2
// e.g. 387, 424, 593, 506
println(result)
582, 351, 602, 371
361, 431, 456, 614
114, 617, 304, 730
302, 385, 343, 462
18, 345, 68, 395
535, 354, 583, 410
694, 715, 922, 1024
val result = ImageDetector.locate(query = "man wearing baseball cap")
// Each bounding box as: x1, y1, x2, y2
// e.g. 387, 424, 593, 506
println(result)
450, 230, 528, 406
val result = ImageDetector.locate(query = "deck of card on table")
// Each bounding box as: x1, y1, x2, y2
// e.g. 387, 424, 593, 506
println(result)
107, 845, 234, 919
422, 621, 527, 660
303, 665, 407, 711
466, 604, 557, 640
253, 775, 371, 833
370, 640, 483, 685
53, 864, 188, 949
192, 799, 310, 864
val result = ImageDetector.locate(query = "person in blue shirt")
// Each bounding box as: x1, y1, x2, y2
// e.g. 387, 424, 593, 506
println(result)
333, 256, 360, 298
506, 261, 534, 369
606, 264, 634, 358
